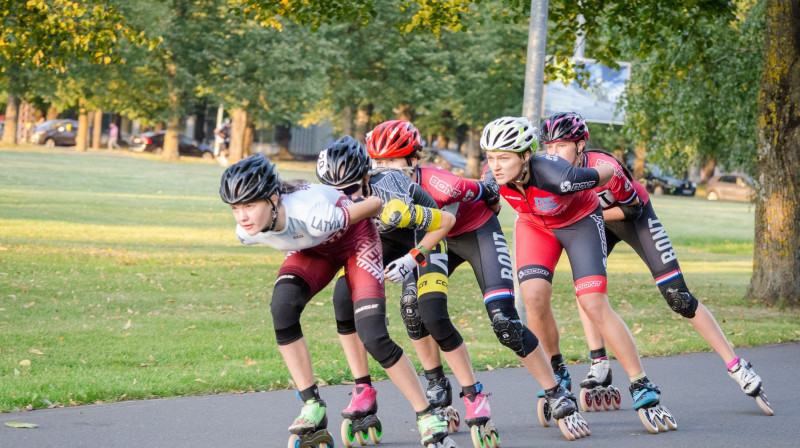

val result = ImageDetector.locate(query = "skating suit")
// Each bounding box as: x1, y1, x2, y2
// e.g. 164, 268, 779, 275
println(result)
482, 154, 608, 297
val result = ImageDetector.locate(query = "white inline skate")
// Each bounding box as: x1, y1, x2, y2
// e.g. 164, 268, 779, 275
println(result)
728, 358, 773, 416
578, 358, 621, 412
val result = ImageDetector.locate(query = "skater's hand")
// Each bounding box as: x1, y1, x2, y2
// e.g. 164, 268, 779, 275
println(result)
380, 199, 417, 229
384, 253, 418, 283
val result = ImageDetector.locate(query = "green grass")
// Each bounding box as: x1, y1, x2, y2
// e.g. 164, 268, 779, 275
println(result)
1, 147, 798, 412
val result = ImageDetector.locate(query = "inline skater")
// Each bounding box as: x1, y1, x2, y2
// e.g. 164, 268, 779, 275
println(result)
481, 116, 677, 435
365, 120, 595, 443
316, 134, 498, 446
220, 153, 456, 448
539, 111, 772, 416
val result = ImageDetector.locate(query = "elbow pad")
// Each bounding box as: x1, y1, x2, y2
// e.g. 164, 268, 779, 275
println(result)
479, 180, 500, 206
380, 199, 442, 231
620, 202, 643, 222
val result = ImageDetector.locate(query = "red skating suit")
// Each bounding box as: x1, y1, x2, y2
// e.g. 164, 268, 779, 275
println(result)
415, 165, 494, 237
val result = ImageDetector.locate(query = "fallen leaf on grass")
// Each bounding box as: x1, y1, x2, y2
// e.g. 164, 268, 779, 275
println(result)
5, 422, 38, 429
19, 359, 31, 367
123, 319, 132, 330
29, 349, 44, 355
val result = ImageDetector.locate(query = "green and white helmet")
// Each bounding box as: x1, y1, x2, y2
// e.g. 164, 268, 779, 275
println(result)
481, 116, 538, 153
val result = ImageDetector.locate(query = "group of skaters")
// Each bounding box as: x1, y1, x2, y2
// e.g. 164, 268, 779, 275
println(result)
219, 112, 772, 448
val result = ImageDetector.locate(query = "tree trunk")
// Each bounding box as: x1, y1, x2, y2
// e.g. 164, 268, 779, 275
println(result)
162, 86, 181, 161
244, 119, 255, 157
228, 108, 248, 164
700, 157, 717, 182
46, 107, 59, 120
276, 123, 293, 160
748, 0, 800, 306
355, 104, 373, 142
76, 99, 88, 152
464, 127, 483, 179
341, 105, 354, 137
93, 110, 103, 150
2, 93, 19, 145
394, 104, 415, 121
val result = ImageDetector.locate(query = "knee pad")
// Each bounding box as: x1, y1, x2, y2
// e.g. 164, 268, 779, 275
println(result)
333, 276, 356, 335
400, 284, 428, 340
271, 274, 311, 345
664, 287, 698, 318
418, 296, 462, 352
491, 312, 539, 358
356, 314, 404, 369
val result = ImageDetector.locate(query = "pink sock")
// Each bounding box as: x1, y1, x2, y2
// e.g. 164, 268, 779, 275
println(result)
726, 357, 740, 370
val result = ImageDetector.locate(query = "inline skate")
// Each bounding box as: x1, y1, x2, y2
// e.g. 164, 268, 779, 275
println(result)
417, 410, 459, 447
630, 377, 677, 434
426, 374, 461, 433
535, 363, 571, 426
288, 397, 335, 448
537, 385, 590, 440
340, 384, 383, 447
578, 358, 621, 412
461, 382, 499, 448
728, 358, 773, 416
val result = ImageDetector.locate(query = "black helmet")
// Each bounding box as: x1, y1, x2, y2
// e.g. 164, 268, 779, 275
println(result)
219, 153, 281, 204
316, 136, 370, 187
538, 112, 590, 146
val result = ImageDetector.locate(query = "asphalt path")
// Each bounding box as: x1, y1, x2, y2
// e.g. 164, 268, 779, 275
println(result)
1, 343, 797, 448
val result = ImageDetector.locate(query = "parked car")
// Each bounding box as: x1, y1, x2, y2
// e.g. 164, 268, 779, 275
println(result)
30, 119, 79, 146
130, 131, 214, 159
424, 148, 469, 177
641, 164, 696, 196
706, 173, 754, 202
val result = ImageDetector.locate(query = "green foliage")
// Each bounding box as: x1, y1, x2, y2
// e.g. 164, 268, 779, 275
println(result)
621, 0, 765, 174
1, 148, 798, 412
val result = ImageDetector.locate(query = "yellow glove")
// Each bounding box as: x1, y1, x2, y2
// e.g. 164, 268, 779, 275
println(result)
380, 199, 442, 231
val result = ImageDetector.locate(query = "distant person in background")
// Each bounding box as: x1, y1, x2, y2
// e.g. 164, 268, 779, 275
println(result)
108, 123, 120, 150
214, 118, 232, 157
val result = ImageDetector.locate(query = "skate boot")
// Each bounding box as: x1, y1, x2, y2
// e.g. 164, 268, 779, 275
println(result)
417, 410, 459, 447
535, 363, 571, 400
340, 384, 383, 447
426, 374, 461, 433
461, 382, 499, 448
288, 397, 335, 448
578, 358, 621, 412
728, 358, 773, 415
537, 385, 589, 440
629, 377, 677, 434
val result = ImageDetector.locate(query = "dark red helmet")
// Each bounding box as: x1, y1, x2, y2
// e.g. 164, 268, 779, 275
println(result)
365, 120, 422, 159
539, 112, 590, 145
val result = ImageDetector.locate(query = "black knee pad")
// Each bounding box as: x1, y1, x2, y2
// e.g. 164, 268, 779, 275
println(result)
271, 274, 311, 345
487, 299, 539, 357
664, 287, 698, 318
418, 295, 463, 352
400, 284, 429, 340
356, 314, 404, 369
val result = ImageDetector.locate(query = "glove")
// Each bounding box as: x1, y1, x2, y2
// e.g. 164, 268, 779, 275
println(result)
384, 253, 418, 283
480, 180, 500, 206
380, 199, 441, 231
380, 199, 417, 229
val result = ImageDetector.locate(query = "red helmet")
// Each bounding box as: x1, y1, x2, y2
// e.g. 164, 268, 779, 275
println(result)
365, 120, 422, 159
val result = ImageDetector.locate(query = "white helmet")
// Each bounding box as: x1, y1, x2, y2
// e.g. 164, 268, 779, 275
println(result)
481, 116, 538, 153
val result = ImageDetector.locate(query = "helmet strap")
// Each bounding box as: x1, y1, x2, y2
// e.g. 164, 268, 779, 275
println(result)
262, 197, 279, 233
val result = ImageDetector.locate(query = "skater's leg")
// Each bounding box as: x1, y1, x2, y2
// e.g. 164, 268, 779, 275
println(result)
520, 278, 560, 359
384, 355, 430, 412
339, 333, 370, 379
577, 298, 606, 353
278, 338, 316, 390
519, 345, 559, 390
688, 303, 736, 363
577, 292, 644, 377
410, 336, 443, 371
440, 343, 477, 388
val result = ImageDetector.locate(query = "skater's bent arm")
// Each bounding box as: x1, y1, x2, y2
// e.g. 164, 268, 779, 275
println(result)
416, 210, 455, 253
345, 196, 383, 223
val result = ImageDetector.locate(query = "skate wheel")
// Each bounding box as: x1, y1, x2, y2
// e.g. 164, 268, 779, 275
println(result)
368, 420, 383, 444
579, 388, 592, 413
356, 428, 368, 445
288, 434, 301, 448
592, 390, 603, 412
488, 428, 500, 448
556, 416, 580, 441
609, 387, 621, 410
470, 425, 485, 448
536, 396, 551, 427
341, 419, 356, 448
637, 408, 659, 434
447, 407, 461, 433
599, 389, 610, 411
756, 389, 774, 416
